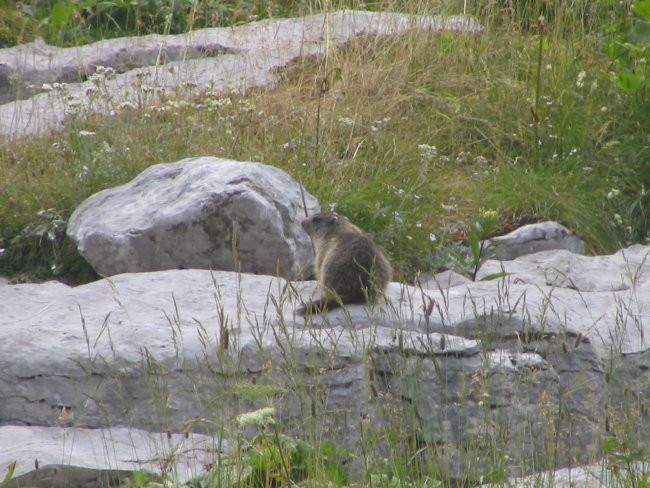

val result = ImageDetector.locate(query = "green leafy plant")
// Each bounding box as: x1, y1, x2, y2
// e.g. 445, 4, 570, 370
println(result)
606, 0, 650, 96
0, 206, 97, 283
603, 436, 650, 488
122, 471, 166, 488
192, 406, 348, 488
4, 208, 67, 276
443, 209, 508, 281
467, 208, 500, 281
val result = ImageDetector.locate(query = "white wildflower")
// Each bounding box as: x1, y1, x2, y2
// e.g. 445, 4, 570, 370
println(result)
456, 152, 472, 164
417, 144, 438, 163
78, 165, 91, 179
613, 213, 623, 226
78, 130, 96, 137
371, 117, 391, 132
576, 71, 587, 88
236, 407, 276, 427
338, 117, 355, 128
429, 233, 437, 242
479, 208, 499, 221
473, 155, 488, 165
606, 188, 620, 200
280, 141, 295, 152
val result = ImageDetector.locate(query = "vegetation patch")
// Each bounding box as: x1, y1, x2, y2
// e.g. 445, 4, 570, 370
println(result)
0, 0, 648, 285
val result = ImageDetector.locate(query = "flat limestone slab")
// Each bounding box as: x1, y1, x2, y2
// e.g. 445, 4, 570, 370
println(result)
0, 425, 220, 485
0, 11, 482, 138
1, 244, 649, 481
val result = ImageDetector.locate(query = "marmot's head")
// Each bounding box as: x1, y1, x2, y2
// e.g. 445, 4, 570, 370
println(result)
301, 212, 352, 239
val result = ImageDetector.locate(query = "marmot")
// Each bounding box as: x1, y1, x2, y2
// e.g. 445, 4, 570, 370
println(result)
298, 212, 392, 315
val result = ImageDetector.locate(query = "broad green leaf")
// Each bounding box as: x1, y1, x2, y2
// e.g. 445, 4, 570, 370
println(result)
633, 0, 650, 21
479, 272, 512, 282
50, 1, 74, 28
617, 71, 645, 93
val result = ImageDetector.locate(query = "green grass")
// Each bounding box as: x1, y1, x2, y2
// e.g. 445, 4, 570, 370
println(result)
0, 0, 648, 284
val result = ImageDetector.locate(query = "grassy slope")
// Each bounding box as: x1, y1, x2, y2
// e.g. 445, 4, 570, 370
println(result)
0, 1, 648, 283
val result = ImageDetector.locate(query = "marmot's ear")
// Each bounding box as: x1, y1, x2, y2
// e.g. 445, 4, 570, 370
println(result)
332, 213, 339, 223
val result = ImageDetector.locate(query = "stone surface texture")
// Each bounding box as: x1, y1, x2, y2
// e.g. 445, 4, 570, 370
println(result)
0, 426, 218, 486
486, 221, 585, 261
1, 244, 649, 483
66, 157, 319, 278
483, 461, 650, 488
0, 10, 482, 137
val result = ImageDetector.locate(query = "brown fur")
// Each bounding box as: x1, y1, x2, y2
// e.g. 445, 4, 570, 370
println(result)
298, 212, 392, 315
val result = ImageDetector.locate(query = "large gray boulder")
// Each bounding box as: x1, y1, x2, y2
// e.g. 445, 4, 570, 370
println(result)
1, 243, 649, 484
66, 157, 319, 279
0, 11, 482, 137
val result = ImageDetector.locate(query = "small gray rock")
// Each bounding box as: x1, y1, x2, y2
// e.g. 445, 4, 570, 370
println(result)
66, 157, 319, 278
486, 221, 584, 260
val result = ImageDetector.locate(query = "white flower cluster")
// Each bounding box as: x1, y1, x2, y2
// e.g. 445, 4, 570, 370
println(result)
338, 117, 355, 128
235, 407, 276, 428
418, 144, 437, 163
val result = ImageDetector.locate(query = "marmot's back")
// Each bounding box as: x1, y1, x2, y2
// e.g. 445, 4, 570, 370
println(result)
300, 212, 392, 314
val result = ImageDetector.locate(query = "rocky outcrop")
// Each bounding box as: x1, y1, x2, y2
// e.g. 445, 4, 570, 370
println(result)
1, 243, 648, 484
66, 157, 319, 279
0, 11, 483, 137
